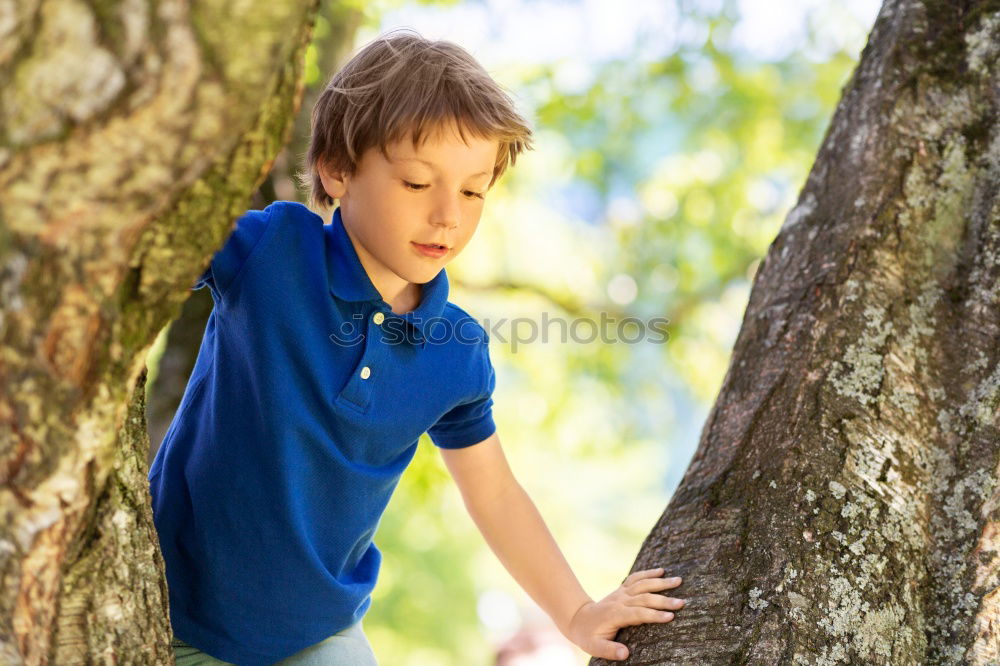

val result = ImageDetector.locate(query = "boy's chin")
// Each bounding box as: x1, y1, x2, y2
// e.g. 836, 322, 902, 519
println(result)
404, 262, 449, 284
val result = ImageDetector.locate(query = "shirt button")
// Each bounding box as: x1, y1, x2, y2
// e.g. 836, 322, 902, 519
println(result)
360, 366, 372, 379
373, 312, 385, 325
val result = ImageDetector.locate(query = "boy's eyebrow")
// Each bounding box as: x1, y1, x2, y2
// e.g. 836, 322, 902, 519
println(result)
393, 156, 491, 178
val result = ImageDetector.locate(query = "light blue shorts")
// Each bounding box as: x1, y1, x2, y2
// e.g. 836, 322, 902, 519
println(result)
171, 621, 378, 665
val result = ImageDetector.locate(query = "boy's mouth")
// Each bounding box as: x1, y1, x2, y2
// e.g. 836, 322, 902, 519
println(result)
412, 241, 450, 257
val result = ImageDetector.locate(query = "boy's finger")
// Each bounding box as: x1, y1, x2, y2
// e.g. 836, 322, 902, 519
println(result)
624, 592, 686, 611
624, 567, 668, 584
631, 575, 683, 592
595, 640, 630, 661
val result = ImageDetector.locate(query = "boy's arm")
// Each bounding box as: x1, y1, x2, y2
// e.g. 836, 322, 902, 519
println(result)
439, 431, 686, 662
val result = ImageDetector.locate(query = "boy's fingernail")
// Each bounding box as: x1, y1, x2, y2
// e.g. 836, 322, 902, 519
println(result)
617, 647, 627, 659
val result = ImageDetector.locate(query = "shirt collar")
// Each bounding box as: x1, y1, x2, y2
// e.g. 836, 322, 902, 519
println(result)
326, 206, 450, 344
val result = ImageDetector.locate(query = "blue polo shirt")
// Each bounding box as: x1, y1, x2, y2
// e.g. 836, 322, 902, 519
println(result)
148, 201, 497, 665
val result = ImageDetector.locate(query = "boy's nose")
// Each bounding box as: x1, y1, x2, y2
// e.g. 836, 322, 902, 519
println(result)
430, 198, 460, 229
432, 217, 459, 230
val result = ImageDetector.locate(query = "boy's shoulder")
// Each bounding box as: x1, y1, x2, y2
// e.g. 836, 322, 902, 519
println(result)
231, 200, 318, 243
234, 200, 323, 257
438, 301, 491, 344
241, 201, 327, 253
261, 199, 322, 226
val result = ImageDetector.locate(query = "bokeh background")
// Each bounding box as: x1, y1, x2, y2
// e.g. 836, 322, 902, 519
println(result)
144, 0, 880, 663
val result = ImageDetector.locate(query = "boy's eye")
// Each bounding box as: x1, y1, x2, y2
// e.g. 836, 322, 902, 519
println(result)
403, 181, 485, 200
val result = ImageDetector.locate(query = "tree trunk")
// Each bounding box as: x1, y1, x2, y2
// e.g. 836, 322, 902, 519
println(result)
597, 1, 1000, 664
0, 1, 320, 662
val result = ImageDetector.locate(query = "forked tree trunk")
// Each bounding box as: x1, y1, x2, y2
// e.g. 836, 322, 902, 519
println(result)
597, 1, 1000, 664
0, 1, 321, 662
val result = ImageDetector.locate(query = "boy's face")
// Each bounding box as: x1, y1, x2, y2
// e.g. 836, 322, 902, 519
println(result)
320, 120, 499, 298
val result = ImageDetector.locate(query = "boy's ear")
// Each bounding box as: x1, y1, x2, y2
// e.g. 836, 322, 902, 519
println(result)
318, 160, 348, 200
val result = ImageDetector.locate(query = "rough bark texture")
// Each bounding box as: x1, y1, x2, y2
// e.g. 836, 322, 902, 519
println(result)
0, 0, 320, 662
594, 1, 1000, 664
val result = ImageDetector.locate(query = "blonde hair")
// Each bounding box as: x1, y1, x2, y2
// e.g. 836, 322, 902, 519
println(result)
298, 28, 534, 211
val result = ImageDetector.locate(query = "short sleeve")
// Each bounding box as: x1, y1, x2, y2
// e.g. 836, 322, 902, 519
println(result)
191, 206, 273, 301
427, 341, 497, 449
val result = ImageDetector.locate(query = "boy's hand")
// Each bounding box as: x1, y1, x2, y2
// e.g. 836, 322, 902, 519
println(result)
564, 568, 685, 662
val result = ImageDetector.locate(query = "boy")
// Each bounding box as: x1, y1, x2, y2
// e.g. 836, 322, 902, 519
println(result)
148, 29, 685, 665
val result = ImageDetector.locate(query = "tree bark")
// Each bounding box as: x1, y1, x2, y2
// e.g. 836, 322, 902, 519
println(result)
0, 0, 320, 662
596, 0, 1000, 664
